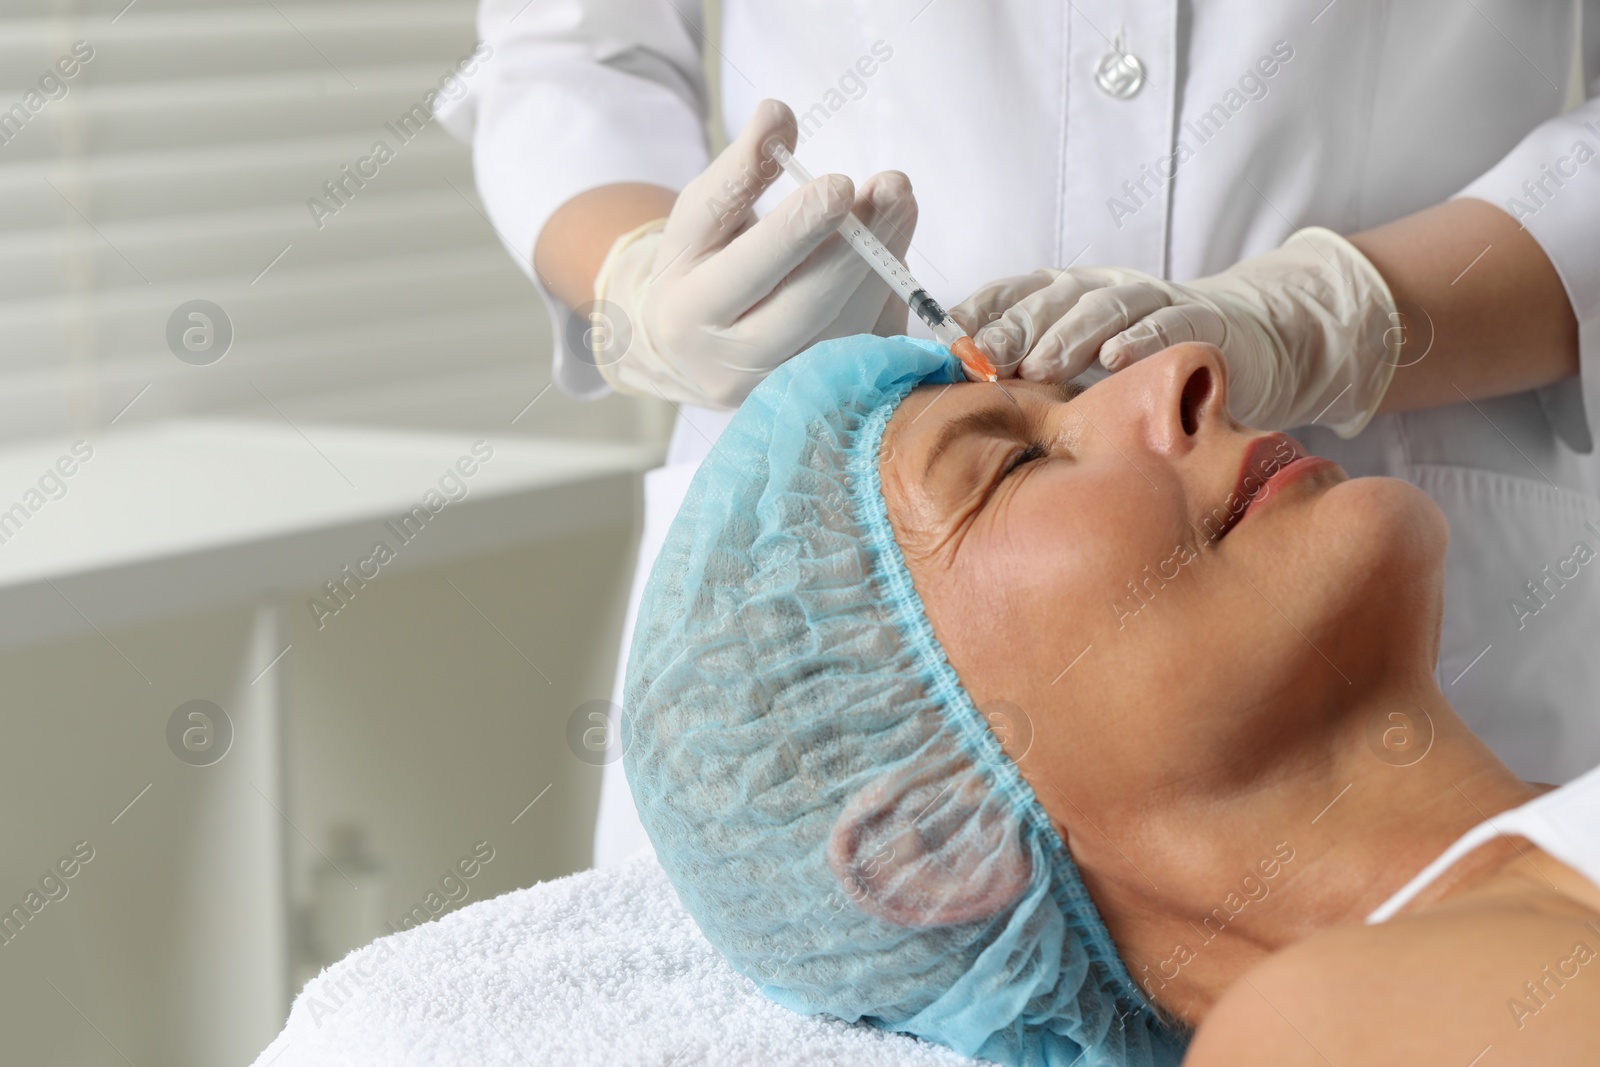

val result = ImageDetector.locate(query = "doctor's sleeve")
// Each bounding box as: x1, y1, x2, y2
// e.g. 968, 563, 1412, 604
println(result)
437, 0, 714, 398
1454, 19, 1600, 455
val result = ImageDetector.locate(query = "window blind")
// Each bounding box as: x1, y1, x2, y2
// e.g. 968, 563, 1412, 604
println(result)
0, 0, 659, 444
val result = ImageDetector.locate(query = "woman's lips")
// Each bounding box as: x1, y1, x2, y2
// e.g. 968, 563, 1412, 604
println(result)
1239, 454, 1340, 521
1215, 433, 1341, 540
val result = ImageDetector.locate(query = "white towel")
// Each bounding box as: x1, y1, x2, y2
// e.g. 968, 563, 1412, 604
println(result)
253, 850, 979, 1066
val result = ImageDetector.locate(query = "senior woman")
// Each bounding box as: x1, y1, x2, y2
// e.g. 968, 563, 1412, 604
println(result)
622, 335, 1600, 1065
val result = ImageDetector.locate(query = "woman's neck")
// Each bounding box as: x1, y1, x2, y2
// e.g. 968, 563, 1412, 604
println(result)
1085, 682, 1540, 1027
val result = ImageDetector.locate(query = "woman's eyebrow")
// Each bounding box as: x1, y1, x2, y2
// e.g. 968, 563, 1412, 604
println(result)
1052, 380, 1084, 403
921, 406, 1025, 477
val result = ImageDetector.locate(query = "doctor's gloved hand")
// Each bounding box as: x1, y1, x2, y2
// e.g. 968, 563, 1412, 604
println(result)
951, 265, 1158, 380
953, 229, 1402, 437
590, 100, 917, 409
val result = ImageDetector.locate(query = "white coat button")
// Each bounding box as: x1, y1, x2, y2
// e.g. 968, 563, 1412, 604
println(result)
1094, 37, 1145, 99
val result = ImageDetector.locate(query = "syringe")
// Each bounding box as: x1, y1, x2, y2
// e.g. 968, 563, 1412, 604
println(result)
766, 141, 1000, 383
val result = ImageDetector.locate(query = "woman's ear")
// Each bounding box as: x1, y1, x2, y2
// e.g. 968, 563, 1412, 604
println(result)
827, 759, 1033, 928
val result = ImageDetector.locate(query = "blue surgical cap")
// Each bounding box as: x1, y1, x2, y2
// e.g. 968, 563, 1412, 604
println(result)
623, 335, 1189, 1067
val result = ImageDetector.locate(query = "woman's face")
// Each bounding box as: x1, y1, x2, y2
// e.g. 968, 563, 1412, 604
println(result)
878, 343, 1448, 840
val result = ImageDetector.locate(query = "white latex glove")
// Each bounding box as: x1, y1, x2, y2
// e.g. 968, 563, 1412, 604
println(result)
951, 228, 1401, 437
590, 100, 917, 408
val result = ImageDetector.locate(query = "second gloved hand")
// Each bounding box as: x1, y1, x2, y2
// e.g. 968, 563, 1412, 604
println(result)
952, 229, 1402, 437
591, 100, 917, 409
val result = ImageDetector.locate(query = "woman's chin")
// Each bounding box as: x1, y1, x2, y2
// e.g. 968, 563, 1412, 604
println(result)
1318, 474, 1449, 580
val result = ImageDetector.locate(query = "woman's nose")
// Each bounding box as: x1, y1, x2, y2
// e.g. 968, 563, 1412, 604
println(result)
1089, 342, 1230, 459
1142, 342, 1229, 456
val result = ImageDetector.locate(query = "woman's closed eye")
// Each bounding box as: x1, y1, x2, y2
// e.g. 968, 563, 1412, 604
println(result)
1004, 442, 1050, 476
998, 382, 1088, 479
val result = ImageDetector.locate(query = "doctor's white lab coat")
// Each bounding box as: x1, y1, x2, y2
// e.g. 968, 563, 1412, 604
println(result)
441, 0, 1600, 866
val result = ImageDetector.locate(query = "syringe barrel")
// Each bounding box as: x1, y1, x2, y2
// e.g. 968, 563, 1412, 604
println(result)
836, 214, 919, 304
769, 141, 921, 303
769, 140, 966, 345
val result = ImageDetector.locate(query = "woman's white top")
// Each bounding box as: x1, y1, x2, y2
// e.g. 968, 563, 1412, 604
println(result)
440, 1, 1600, 863
1368, 763, 1600, 924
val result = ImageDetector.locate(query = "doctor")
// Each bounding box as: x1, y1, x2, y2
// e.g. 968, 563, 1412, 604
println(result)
441, 1, 1600, 868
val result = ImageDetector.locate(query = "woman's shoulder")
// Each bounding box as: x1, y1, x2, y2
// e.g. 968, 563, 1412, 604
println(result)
1183, 853, 1600, 1066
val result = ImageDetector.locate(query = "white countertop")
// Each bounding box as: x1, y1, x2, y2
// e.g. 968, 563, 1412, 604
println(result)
0, 419, 660, 649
